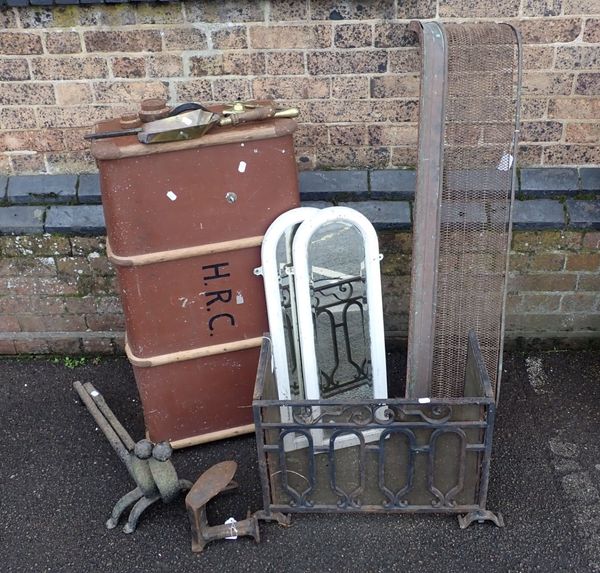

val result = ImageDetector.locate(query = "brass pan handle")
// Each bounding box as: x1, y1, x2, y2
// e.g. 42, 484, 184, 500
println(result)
219, 107, 299, 127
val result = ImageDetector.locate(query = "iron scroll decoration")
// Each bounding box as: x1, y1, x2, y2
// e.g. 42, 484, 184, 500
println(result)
253, 331, 503, 526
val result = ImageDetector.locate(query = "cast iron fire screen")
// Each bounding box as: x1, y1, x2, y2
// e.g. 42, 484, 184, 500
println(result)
406, 21, 522, 401
253, 333, 502, 527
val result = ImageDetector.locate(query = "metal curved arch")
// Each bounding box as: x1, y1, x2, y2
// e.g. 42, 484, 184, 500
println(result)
378, 428, 417, 508
329, 429, 366, 509
427, 427, 467, 508
278, 428, 316, 507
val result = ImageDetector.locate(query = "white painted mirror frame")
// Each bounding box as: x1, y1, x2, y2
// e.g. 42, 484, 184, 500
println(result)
259, 206, 388, 451
292, 206, 388, 401
259, 207, 320, 400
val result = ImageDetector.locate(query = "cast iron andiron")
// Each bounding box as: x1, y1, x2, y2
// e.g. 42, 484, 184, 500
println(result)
73, 381, 192, 533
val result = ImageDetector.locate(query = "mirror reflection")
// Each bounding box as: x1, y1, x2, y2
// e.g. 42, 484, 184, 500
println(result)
306, 221, 372, 400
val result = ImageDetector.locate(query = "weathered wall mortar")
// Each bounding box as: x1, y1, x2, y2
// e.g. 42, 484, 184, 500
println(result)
1, 0, 600, 175
1, 229, 599, 355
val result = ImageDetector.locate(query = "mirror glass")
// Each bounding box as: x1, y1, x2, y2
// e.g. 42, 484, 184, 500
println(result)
305, 221, 372, 400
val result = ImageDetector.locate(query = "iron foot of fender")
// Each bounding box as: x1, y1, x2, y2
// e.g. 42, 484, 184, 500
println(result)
253, 510, 292, 527
458, 509, 505, 529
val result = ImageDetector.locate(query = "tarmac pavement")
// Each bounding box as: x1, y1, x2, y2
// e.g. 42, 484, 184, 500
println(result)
1, 348, 600, 573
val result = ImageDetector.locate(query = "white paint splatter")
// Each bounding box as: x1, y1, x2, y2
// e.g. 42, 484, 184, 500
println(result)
238, 161, 247, 173
525, 356, 549, 394
236, 291, 244, 304
549, 437, 579, 458
497, 153, 513, 171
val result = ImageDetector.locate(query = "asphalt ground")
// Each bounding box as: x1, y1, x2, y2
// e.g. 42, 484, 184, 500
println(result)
2, 348, 600, 573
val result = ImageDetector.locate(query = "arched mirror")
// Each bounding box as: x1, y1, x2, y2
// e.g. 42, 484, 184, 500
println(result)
293, 207, 387, 401
292, 207, 388, 449
260, 206, 387, 451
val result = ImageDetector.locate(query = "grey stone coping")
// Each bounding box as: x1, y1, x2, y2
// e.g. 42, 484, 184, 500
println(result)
78, 173, 102, 205
299, 169, 368, 200
0, 176, 7, 202
519, 168, 579, 198
1, 168, 600, 234
2, 0, 174, 5
441, 202, 487, 224
370, 169, 415, 200
0, 206, 45, 234
339, 201, 411, 230
301, 201, 335, 210
3, 168, 598, 207
512, 200, 566, 230
7, 174, 77, 205
581, 168, 600, 193
45, 205, 106, 235
567, 200, 600, 230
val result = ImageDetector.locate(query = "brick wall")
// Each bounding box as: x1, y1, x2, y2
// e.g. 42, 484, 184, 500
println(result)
380, 229, 600, 348
1, 228, 599, 355
0, 168, 599, 355
0, 234, 123, 354
1, 0, 599, 175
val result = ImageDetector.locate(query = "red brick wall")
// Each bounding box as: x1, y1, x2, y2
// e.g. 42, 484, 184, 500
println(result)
1, 0, 599, 175
1, 229, 599, 355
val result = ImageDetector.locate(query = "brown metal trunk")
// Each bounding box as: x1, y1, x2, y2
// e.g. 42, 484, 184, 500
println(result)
91, 117, 300, 447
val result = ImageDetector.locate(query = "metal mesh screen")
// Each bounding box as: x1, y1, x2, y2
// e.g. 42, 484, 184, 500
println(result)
430, 23, 520, 398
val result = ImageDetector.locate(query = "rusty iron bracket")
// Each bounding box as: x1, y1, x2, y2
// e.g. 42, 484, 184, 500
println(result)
186, 461, 291, 553
73, 381, 192, 533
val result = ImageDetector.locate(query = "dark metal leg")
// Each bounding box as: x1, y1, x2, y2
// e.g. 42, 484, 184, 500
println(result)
123, 494, 161, 534
458, 509, 505, 529
106, 487, 143, 530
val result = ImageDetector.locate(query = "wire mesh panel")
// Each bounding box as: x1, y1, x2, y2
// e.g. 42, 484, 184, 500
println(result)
407, 22, 521, 400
